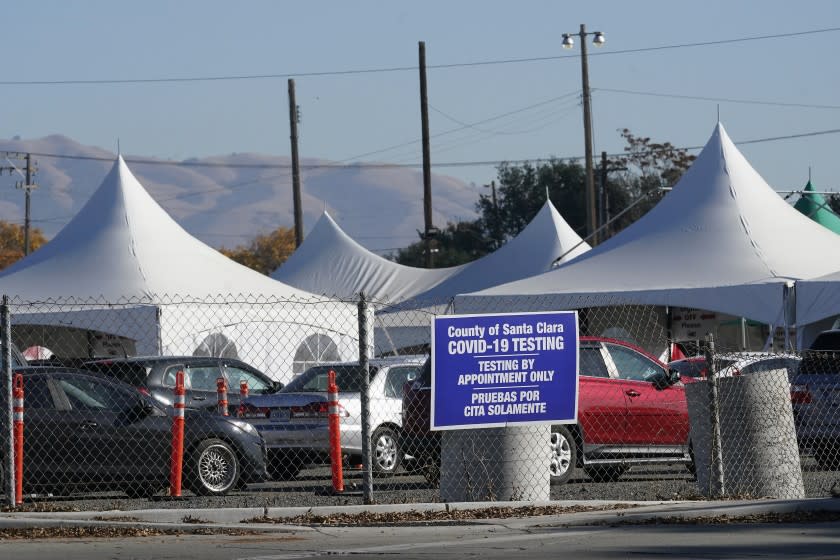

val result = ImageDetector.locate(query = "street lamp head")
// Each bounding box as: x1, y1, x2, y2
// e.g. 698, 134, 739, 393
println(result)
561, 33, 574, 49
592, 31, 605, 46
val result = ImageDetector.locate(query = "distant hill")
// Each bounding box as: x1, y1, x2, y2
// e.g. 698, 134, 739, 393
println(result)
0, 135, 481, 255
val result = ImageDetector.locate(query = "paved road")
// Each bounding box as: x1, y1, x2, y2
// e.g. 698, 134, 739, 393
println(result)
3, 517, 840, 559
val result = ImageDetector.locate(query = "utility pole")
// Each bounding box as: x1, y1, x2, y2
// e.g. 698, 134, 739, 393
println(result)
579, 24, 596, 245
288, 79, 304, 248
23, 154, 34, 255
562, 25, 605, 245
600, 151, 608, 241
419, 41, 435, 268
1, 152, 37, 255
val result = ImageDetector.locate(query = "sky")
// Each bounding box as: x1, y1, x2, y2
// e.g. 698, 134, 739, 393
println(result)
2, 0, 839, 229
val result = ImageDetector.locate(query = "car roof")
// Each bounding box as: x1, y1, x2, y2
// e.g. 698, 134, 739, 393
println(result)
87, 355, 241, 365
309, 356, 427, 368
14, 365, 112, 377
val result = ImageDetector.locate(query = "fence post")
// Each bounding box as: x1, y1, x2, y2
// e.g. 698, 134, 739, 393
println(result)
12, 374, 23, 505
327, 369, 344, 493
2, 295, 15, 508
216, 377, 229, 416
704, 333, 725, 497
358, 291, 373, 504
169, 370, 186, 497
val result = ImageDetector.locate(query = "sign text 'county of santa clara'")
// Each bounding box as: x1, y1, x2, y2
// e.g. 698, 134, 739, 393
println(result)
431, 311, 579, 430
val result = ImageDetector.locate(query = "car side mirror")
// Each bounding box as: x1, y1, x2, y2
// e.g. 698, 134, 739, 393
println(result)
653, 368, 679, 389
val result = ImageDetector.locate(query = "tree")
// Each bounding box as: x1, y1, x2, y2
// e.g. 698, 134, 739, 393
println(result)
477, 159, 587, 242
0, 221, 47, 271
392, 220, 491, 268
602, 129, 696, 236
391, 129, 695, 267
219, 226, 296, 275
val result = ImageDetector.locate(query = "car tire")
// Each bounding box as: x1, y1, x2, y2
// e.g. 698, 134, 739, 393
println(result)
187, 439, 240, 496
372, 426, 401, 476
686, 441, 697, 477
814, 442, 840, 470
584, 464, 628, 483
549, 425, 577, 485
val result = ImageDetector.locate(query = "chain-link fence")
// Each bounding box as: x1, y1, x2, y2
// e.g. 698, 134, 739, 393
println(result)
2, 293, 839, 509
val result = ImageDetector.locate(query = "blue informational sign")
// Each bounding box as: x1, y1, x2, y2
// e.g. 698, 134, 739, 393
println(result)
431, 311, 579, 430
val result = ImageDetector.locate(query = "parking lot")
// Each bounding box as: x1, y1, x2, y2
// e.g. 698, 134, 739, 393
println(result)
9, 457, 839, 513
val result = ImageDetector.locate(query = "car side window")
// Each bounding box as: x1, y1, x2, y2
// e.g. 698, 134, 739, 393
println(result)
226, 366, 272, 394
162, 365, 186, 388
580, 346, 609, 378
384, 366, 419, 399
23, 376, 56, 409
606, 344, 664, 382
55, 376, 135, 412
186, 365, 224, 391
741, 358, 799, 377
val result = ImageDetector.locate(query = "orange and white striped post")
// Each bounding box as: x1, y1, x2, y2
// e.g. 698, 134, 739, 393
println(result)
217, 377, 229, 416
239, 379, 248, 400
12, 374, 23, 505
327, 369, 344, 493
169, 370, 185, 497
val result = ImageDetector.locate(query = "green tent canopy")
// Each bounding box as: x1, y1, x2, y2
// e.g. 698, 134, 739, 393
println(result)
793, 181, 840, 235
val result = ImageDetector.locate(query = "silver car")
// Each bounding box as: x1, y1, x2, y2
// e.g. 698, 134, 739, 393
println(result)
239, 356, 424, 479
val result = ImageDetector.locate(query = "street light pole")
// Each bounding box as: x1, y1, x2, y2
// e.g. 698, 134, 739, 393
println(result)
563, 24, 604, 245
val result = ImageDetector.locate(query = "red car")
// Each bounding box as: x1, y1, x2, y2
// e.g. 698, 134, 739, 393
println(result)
401, 336, 690, 485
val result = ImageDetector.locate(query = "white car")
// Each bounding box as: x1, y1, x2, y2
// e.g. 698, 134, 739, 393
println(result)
669, 352, 799, 380
715, 352, 800, 378
239, 356, 425, 480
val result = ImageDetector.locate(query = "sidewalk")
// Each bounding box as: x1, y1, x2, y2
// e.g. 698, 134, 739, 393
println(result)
2, 497, 839, 532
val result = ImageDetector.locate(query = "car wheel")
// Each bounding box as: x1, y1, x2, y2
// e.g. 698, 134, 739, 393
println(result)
814, 442, 840, 470
686, 441, 697, 477
549, 425, 577, 485
188, 439, 240, 496
372, 426, 401, 476
584, 464, 628, 483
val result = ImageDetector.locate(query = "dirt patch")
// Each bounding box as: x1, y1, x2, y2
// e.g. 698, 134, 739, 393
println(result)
244, 503, 639, 526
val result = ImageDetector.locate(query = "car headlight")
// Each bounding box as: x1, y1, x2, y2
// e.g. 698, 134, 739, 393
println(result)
227, 418, 260, 437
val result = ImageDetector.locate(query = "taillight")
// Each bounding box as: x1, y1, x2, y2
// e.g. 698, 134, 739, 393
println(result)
238, 402, 270, 418
790, 384, 812, 404
290, 402, 348, 419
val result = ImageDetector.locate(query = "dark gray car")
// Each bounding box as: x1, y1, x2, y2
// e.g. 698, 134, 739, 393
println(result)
84, 356, 282, 415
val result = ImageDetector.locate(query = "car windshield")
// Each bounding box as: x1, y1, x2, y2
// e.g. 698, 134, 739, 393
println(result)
281, 364, 381, 393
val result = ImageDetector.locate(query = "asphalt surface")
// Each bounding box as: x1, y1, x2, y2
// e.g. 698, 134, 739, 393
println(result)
4, 460, 838, 514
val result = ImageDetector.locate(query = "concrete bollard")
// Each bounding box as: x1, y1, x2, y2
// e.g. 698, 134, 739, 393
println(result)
686, 368, 804, 499
440, 425, 550, 502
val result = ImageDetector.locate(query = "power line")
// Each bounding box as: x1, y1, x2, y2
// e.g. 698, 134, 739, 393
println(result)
23, 126, 840, 172
1, 27, 837, 86
597, 88, 840, 110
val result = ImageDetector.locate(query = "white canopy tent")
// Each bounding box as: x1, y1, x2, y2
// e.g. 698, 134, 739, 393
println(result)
376, 200, 591, 353
271, 211, 464, 302
456, 123, 840, 350
0, 157, 359, 382
794, 269, 840, 347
